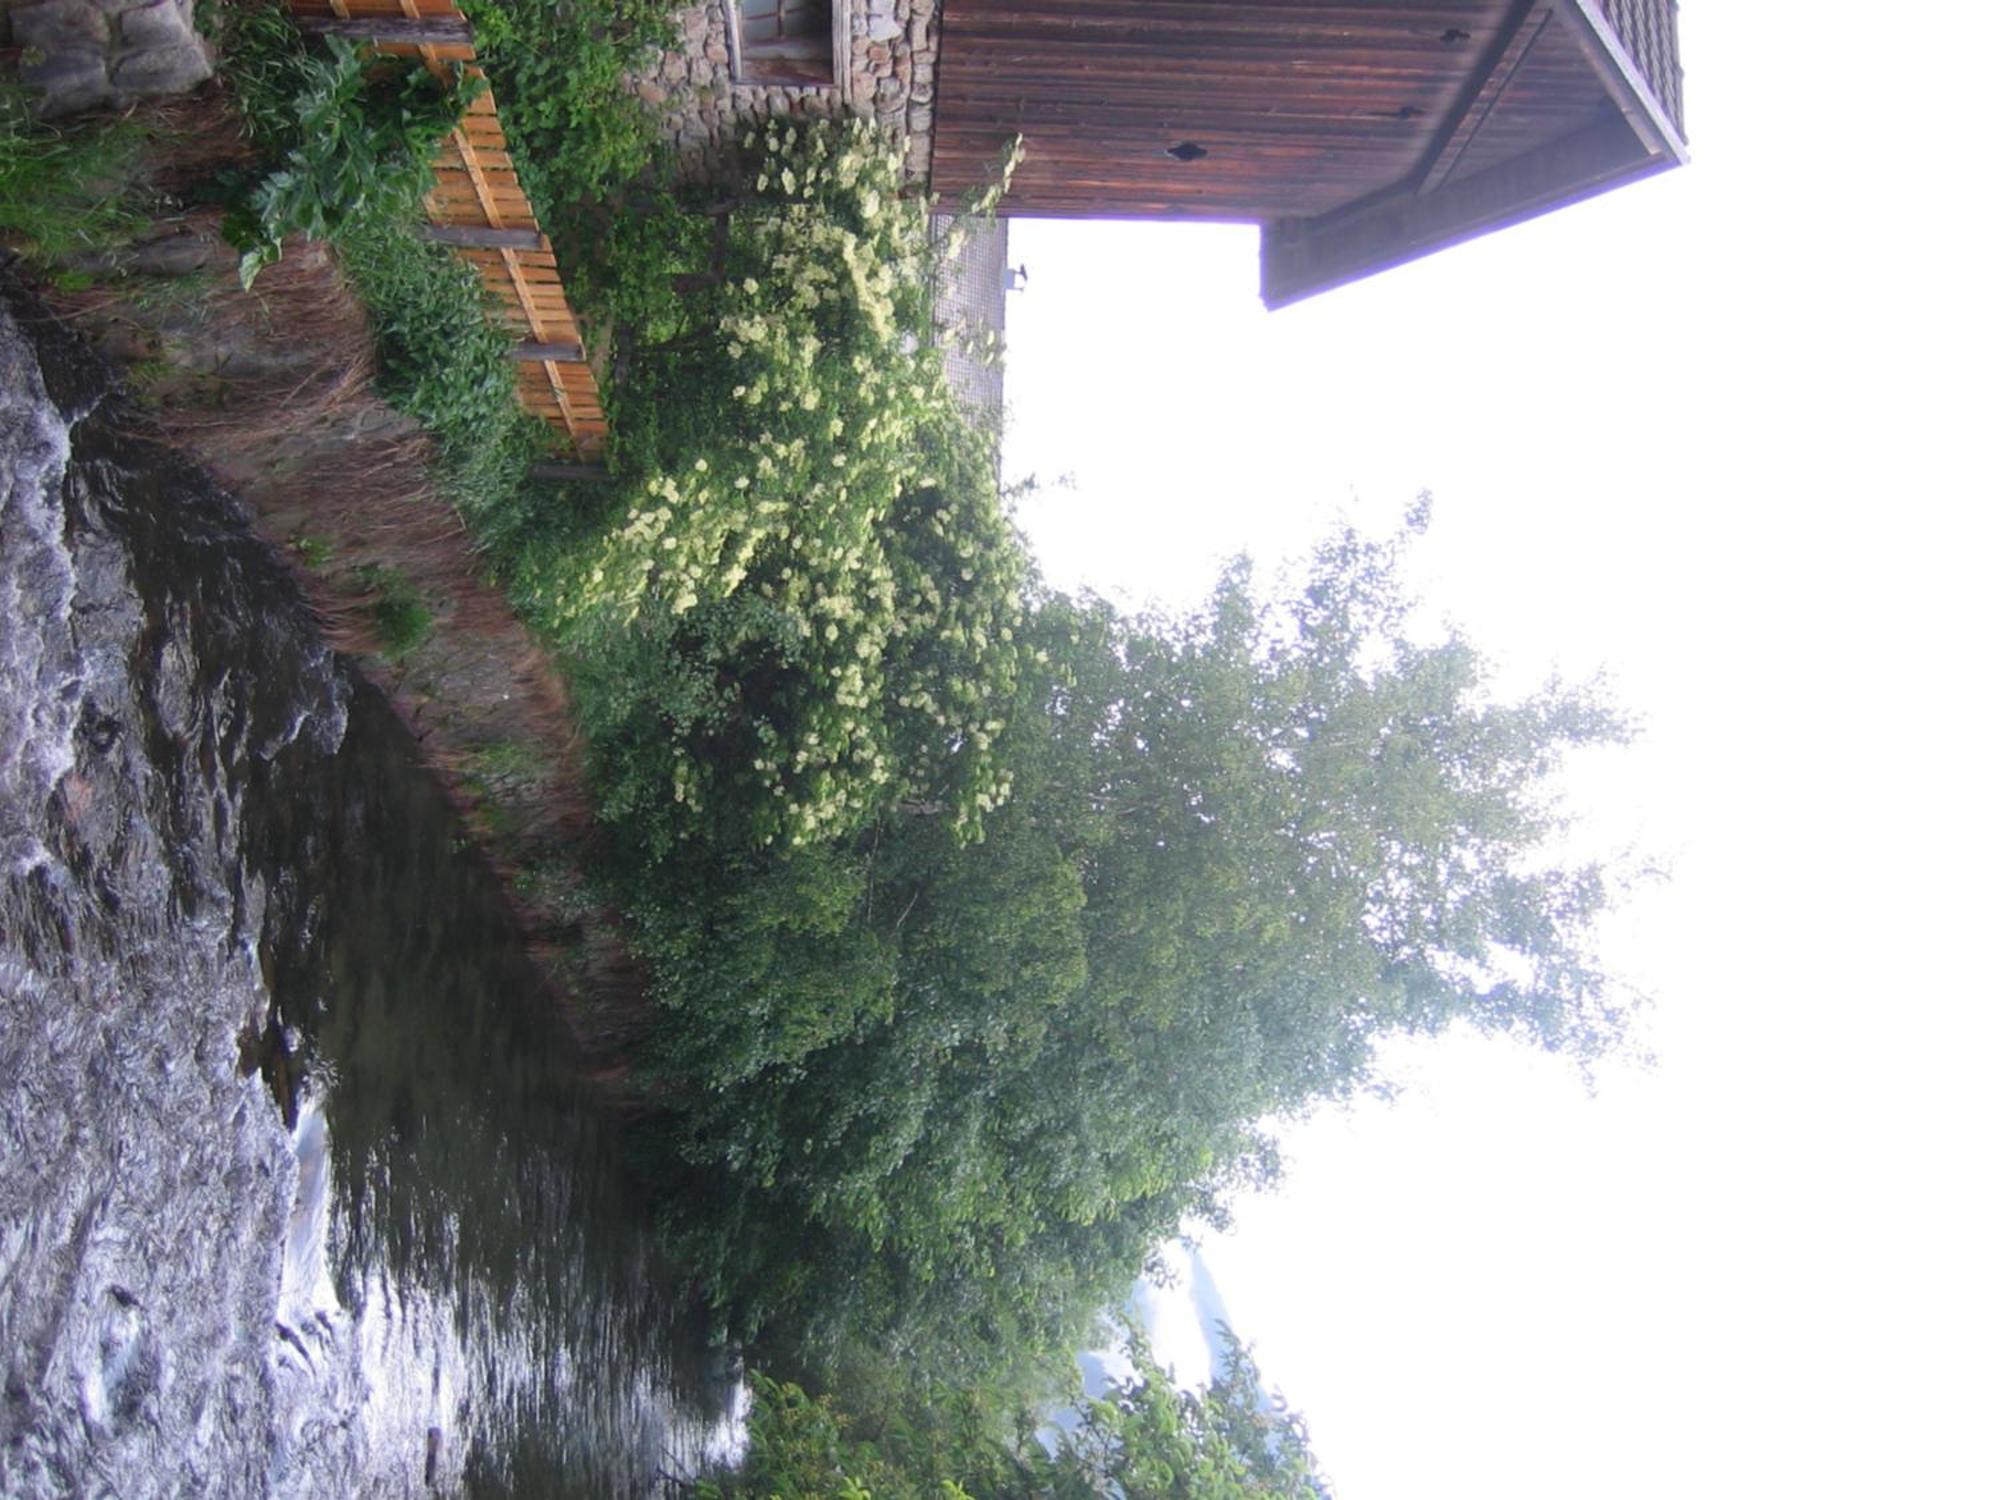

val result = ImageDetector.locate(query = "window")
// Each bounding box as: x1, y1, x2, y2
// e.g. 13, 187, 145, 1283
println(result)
731, 0, 836, 85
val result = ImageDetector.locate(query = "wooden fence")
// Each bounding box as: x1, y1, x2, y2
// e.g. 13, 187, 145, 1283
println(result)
287, 0, 608, 457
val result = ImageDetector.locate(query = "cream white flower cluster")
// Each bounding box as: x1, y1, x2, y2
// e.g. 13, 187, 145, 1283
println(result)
553, 121, 1031, 850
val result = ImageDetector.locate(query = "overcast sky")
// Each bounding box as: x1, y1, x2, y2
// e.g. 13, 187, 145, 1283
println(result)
1000, 6, 1999, 1498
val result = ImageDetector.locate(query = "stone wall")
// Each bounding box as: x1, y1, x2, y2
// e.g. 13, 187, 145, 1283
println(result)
636, 0, 939, 186
2, 0, 209, 116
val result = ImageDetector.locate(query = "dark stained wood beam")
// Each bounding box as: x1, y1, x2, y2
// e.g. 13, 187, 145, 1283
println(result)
421, 224, 551, 252
1417, 0, 1548, 195
296, 16, 474, 45
529, 462, 614, 483
1262, 109, 1654, 307
516, 341, 586, 363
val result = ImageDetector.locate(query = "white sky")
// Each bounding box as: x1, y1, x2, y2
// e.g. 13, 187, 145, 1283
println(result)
1000, 7, 2000, 1498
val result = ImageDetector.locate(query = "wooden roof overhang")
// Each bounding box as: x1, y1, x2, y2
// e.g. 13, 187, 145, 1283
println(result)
929, 0, 1686, 309
1261, 0, 1687, 305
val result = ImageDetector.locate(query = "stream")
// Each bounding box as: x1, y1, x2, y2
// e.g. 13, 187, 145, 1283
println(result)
0, 266, 741, 1495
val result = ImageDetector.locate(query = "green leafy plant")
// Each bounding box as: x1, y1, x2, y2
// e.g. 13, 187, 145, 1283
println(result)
218, 7, 483, 287
334, 215, 548, 502
456, 0, 676, 212
534, 121, 1029, 855
355, 563, 434, 660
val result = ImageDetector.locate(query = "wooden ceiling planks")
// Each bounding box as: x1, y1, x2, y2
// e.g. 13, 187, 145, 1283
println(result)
933, 0, 1519, 219
930, 0, 1683, 306
1260, 2, 1684, 305
1427, 6, 1614, 188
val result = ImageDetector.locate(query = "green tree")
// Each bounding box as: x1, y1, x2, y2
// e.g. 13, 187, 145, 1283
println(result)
1037, 1329, 1328, 1500
702, 1327, 1329, 1499
644, 503, 1634, 1379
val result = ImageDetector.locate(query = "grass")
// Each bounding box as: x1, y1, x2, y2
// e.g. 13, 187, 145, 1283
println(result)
465, 739, 546, 782
512, 857, 598, 924
0, 85, 149, 266
335, 216, 551, 508
354, 563, 435, 660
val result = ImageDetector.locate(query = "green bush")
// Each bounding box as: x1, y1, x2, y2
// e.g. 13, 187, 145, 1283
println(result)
457, 0, 677, 212
335, 216, 548, 503
565, 188, 713, 347
355, 563, 434, 659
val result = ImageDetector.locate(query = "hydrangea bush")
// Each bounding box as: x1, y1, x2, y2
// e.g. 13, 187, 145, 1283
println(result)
544, 121, 1030, 855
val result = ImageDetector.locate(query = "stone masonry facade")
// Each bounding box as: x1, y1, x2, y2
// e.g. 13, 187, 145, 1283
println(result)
636, 0, 939, 187
634, 3, 1009, 418
1, 0, 209, 116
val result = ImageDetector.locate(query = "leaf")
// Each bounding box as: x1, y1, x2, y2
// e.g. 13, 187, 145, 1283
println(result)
237, 236, 280, 291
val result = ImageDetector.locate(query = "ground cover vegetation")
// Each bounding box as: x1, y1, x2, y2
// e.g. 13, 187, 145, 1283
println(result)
11, 11, 1638, 1483
209, 0, 547, 506
0, 85, 149, 273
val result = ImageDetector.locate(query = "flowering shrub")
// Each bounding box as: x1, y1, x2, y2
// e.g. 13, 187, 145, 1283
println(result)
544, 121, 1030, 854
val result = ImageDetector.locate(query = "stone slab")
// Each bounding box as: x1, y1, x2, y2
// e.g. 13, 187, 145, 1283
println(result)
109, 35, 209, 92
117, 0, 194, 51
12, 0, 110, 54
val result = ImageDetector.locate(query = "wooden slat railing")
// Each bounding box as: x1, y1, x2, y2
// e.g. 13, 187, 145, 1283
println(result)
286, 0, 609, 458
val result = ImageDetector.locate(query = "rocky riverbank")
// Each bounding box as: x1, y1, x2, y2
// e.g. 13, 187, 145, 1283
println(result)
1, 259, 343, 1494
16, 159, 660, 1086
0, 262, 737, 1497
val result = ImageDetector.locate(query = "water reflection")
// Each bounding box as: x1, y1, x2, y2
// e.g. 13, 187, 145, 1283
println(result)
0, 274, 736, 1498
258, 689, 742, 1496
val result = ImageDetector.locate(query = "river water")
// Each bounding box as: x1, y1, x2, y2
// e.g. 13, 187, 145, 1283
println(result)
0, 270, 741, 1494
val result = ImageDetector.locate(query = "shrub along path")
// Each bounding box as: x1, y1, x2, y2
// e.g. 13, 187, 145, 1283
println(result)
283, 0, 608, 455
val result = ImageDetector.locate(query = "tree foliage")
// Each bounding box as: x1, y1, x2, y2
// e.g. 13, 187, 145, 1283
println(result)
1045, 1329, 1329, 1500
635, 502, 1632, 1379
702, 1328, 1329, 1500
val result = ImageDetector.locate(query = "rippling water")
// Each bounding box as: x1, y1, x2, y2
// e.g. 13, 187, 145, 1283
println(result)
0, 269, 739, 1496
